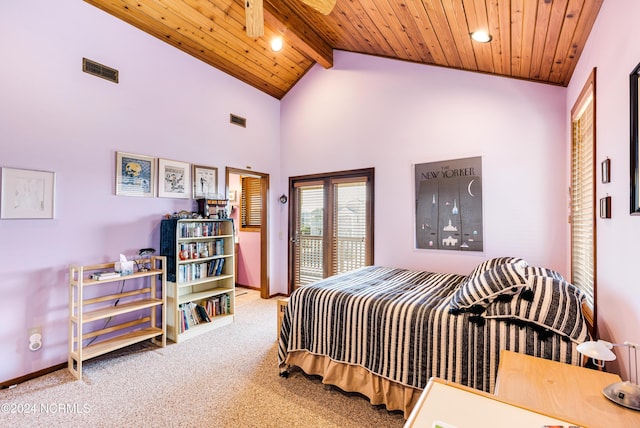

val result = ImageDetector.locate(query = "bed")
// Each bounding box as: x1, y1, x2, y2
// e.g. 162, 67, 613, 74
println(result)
277, 257, 591, 417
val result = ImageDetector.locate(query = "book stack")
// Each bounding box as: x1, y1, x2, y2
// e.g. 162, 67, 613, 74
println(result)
90, 271, 121, 281
178, 302, 213, 332
178, 294, 231, 333
202, 294, 230, 318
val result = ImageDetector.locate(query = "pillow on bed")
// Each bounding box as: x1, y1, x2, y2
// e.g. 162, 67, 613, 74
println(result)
466, 256, 528, 280
449, 261, 528, 312
523, 265, 565, 281
483, 275, 588, 343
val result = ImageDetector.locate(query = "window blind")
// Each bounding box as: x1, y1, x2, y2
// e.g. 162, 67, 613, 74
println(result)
331, 177, 368, 276
571, 82, 595, 315
241, 176, 262, 229
294, 183, 324, 286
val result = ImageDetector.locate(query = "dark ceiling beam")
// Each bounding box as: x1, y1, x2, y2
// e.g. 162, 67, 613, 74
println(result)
264, 0, 333, 69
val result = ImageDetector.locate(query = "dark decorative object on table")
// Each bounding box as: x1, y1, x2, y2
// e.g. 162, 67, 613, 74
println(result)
135, 248, 156, 271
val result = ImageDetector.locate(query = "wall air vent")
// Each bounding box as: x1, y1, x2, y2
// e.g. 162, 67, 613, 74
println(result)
230, 114, 247, 128
82, 58, 119, 83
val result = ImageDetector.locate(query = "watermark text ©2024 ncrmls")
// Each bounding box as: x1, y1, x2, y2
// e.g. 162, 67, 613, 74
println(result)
1, 402, 91, 415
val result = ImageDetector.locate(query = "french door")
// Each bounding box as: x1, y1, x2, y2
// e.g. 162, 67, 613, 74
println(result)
288, 168, 374, 292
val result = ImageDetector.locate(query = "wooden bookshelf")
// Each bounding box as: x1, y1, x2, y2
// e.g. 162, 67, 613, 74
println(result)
68, 256, 166, 380
160, 218, 235, 342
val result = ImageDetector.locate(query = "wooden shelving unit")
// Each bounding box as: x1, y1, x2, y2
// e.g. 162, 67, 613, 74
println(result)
160, 218, 235, 342
68, 256, 166, 380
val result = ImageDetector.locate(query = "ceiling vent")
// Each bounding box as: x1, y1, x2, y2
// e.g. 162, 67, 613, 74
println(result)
230, 114, 247, 128
82, 58, 119, 83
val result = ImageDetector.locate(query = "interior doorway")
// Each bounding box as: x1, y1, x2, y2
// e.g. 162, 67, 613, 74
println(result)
226, 167, 270, 299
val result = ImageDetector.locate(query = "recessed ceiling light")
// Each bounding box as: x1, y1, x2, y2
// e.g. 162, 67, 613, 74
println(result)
271, 37, 283, 52
471, 31, 492, 43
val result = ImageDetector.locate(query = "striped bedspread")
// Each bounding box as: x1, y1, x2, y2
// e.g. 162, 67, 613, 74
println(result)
278, 266, 582, 393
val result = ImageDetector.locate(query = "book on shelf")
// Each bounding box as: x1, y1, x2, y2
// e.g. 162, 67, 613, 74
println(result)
91, 271, 121, 281
178, 302, 215, 332
202, 294, 230, 318
195, 304, 211, 323
215, 258, 225, 276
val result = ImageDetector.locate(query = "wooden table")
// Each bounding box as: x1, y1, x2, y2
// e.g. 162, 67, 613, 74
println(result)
404, 377, 577, 427
495, 350, 640, 428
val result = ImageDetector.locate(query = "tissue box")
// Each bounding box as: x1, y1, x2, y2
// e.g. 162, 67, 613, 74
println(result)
115, 261, 134, 275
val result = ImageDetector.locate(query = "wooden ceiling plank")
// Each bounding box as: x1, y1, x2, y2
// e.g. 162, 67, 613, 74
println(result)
528, 0, 552, 81
150, 0, 307, 86
264, 0, 334, 68
183, 0, 314, 74
549, 0, 601, 85
494, 0, 512, 77
510, 0, 524, 77
558, 0, 603, 85
404, 0, 448, 65
537, 0, 569, 82
358, 0, 420, 61
337, 0, 384, 54
310, 0, 382, 54
274, 0, 345, 47
548, 0, 584, 84
483, 0, 505, 76
465, 0, 495, 74
518, 0, 538, 79
441, 0, 478, 71
421, 0, 464, 68
169, 0, 310, 83
377, 0, 434, 63
344, 1, 387, 53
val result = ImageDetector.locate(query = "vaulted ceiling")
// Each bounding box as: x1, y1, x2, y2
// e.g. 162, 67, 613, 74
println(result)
84, 0, 604, 99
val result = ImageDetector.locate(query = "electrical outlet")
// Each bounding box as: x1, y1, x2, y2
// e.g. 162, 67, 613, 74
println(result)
28, 326, 42, 351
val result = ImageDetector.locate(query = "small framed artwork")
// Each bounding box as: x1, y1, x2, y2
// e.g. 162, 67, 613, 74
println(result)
600, 196, 612, 219
192, 164, 218, 199
601, 158, 611, 183
1, 167, 55, 219
158, 158, 191, 199
229, 190, 237, 203
116, 152, 156, 197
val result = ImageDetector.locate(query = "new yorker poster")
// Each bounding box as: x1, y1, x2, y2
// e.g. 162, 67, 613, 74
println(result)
414, 156, 483, 251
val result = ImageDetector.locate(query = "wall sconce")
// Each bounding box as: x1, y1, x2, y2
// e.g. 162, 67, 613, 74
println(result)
279, 194, 288, 204
577, 340, 640, 410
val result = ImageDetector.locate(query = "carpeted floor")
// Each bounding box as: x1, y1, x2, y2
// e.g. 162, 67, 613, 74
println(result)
0, 289, 405, 427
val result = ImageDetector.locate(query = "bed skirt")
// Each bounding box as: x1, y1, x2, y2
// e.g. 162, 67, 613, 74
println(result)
284, 350, 422, 418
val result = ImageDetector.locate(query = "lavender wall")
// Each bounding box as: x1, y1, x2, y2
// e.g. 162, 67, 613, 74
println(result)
0, 1, 280, 382
280, 51, 568, 286
566, 0, 640, 379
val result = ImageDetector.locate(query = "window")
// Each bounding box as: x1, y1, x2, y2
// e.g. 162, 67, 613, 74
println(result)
241, 176, 262, 230
570, 68, 596, 334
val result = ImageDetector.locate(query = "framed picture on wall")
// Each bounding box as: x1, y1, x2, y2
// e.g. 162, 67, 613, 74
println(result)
115, 152, 156, 197
1, 167, 56, 219
601, 158, 611, 183
158, 158, 191, 199
414, 156, 483, 252
192, 164, 218, 199
600, 196, 612, 219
